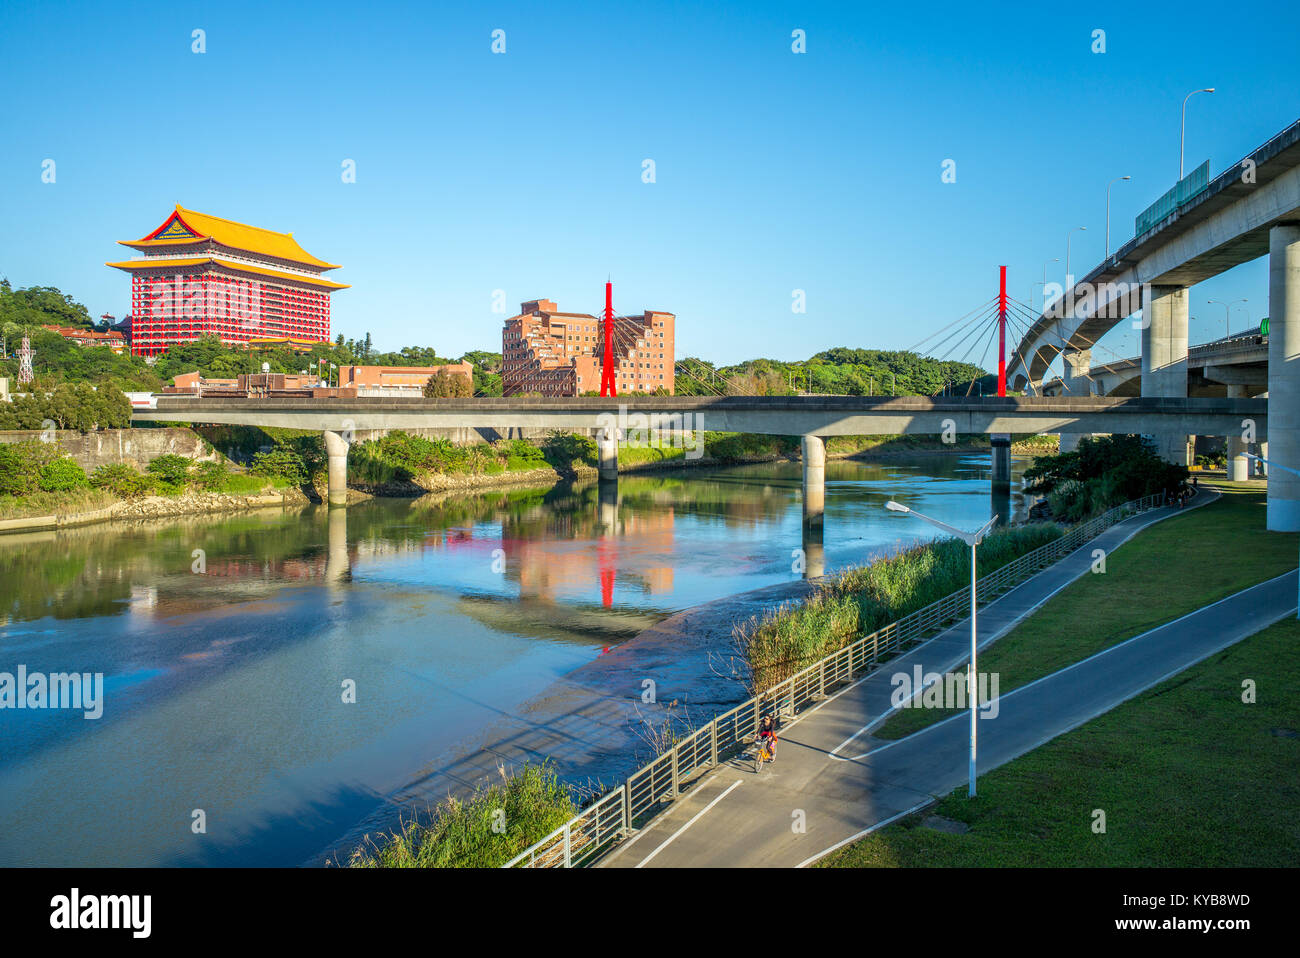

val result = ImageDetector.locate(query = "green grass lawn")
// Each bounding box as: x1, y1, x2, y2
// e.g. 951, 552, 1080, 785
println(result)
820, 613, 1300, 867
876, 481, 1297, 740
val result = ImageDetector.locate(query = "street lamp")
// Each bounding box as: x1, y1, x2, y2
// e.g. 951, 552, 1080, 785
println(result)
1181, 88, 1215, 180
1243, 453, 1298, 620
1066, 227, 1086, 288
1106, 176, 1131, 258
1037, 258, 1060, 314
1208, 298, 1246, 340
885, 501, 999, 797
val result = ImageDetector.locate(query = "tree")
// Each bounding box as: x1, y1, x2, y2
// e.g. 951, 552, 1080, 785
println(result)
423, 369, 472, 398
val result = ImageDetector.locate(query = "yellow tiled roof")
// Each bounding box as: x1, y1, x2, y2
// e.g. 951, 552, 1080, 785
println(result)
105, 256, 350, 290
118, 205, 341, 270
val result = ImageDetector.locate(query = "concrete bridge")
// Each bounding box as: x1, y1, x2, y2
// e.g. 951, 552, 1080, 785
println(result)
133, 393, 1264, 512
1005, 116, 1300, 529
1039, 332, 1269, 478
1041, 332, 1268, 399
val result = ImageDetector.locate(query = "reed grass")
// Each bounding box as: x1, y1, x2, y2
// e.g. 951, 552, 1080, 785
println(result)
738, 523, 1064, 691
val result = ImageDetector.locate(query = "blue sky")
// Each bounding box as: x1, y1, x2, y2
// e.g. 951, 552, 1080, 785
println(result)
2, 0, 1297, 373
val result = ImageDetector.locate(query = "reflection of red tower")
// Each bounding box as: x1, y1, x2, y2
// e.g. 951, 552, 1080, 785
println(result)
598, 539, 615, 608
599, 281, 616, 397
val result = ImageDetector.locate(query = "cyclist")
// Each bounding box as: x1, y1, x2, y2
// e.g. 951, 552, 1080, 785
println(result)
758, 712, 779, 763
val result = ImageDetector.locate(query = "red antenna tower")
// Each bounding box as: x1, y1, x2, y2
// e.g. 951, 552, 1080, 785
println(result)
599, 280, 617, 397
997, 265, 1008, 397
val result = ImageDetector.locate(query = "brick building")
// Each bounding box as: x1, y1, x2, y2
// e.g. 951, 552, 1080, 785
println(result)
501, 299, 674, 397
339, 363, 473, 394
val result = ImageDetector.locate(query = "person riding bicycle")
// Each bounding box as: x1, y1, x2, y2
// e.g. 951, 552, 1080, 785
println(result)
758, 712, 779, 762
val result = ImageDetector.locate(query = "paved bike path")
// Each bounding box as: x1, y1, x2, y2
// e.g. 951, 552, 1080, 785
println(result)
601, 492, 1300, 867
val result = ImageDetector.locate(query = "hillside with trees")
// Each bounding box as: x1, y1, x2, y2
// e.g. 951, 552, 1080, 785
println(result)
0, 281, 991, 400
674, 348, 995, 397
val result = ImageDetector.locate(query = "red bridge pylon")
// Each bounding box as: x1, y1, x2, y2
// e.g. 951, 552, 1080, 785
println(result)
599, 281, 617, 397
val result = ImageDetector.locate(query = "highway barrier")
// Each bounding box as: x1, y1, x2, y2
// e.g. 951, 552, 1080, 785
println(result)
504, 491, 1167, 867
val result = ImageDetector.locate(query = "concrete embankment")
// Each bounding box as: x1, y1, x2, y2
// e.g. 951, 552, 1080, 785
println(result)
0, 427, 221, 472
0, 487, 313, 535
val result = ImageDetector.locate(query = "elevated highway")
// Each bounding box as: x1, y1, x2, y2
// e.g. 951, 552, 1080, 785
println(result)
1042, 332, 1268, 398
1006, 116, 1300, 526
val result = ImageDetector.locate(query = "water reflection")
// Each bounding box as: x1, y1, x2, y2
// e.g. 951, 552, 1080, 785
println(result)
0, 453, 1028, 866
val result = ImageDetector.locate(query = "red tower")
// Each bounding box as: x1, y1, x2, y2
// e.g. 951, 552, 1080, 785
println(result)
997, 265, 1008, 397
599, 280, 617, 397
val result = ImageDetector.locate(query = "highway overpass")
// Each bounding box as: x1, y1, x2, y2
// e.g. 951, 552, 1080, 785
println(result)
1006, 116, 1300, 528
1040, 332, 1267, 400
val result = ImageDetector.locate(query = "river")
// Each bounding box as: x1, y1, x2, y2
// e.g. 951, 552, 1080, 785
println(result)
0, 453, 1029, 866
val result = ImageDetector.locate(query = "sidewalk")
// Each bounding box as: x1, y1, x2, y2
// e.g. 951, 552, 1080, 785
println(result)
602, 489, 1299, 867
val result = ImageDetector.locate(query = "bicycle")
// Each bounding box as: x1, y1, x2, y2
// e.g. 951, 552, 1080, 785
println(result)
752, 733, 775, 773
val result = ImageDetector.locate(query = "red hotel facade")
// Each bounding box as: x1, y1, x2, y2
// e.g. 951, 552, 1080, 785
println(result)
107, 205, 347, 357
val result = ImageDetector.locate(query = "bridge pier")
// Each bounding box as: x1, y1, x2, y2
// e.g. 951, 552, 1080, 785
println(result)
1268, 223, 1300, 530
598, 433, 619, 482
1226, 385, 1251, 481
1058, 348, 1092, 454
801, 435, 825, 529
322, 429, 351, 506
1141, 284, 1192, 465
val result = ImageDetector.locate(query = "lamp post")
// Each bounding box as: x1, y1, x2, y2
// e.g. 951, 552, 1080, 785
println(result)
1243, 453, 1298, 620
885, 501, 998, 797
1233, 303, 1251, 336
1037, 258, 1059, 314
1066, 228, 1086, 288
1208, 298, 1246, 340
1106, 176, 1131, 258
1181, 88, 1215, 180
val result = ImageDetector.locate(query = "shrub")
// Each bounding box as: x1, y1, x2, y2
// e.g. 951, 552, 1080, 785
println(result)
348, 764, 576, 868
89, 463, 154, 499
192, 460, 231, 492
250, 437, 324, 485
541, 431, 596, 469
146, 454, 193, 492
1025, 434, 1188, 520
38, 457, 89, 492
0, 441, 55, 496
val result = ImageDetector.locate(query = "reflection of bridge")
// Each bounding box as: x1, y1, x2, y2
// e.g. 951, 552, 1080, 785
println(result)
133, 395, 1262, 529
1006, 117, 1300, 528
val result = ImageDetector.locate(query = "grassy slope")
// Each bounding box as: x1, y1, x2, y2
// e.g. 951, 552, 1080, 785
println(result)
876, 481, 1298, 740
820, 614, 1300, 867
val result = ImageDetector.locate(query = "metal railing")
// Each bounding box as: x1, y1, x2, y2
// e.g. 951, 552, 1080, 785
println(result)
504, 491, 1168, 867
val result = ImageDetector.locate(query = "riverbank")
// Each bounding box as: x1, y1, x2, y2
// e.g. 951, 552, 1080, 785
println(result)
0, 485, 313, 534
